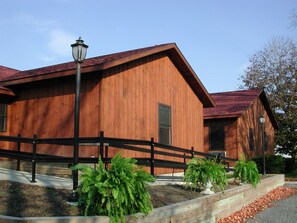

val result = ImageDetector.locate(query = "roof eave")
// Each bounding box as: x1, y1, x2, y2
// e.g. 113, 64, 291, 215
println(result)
0, 86, 15, 97
166, 44, 214, 108
0, 86, 16, 103
259, 91, 279, 129
204, 114, 240, 120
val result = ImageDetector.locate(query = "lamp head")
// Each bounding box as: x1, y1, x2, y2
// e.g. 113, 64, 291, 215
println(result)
71, 37, 88, 63
260, 114, 265, 124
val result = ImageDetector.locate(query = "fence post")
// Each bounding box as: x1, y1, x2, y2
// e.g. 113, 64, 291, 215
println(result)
183, 153, 186, 173
31, 134, 37, 183
104, 145, 109, 170
99, 131, 104, 158
16, 134, 21, 171
217, 153, 222, 163
191, 146, 194, 158
150, 137, 155, 176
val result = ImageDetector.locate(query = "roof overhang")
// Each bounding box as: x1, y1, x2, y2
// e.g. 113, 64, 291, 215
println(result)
204, 114, 240, 120
0, 43, 215, 108
0, 86, 15, 103
259, 91, 279, 129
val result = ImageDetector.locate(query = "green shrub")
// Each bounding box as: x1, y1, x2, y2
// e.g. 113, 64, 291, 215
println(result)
184, 157, 227, 192
71, 152, 155, 223
234, 155, 260, 187
253, 155, 285, 174
285, 158, 296, 173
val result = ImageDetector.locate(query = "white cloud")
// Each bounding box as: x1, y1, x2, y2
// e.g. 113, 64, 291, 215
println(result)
14, 13, 56, 32
48, 29, 77, 56
40, 55, 55, 63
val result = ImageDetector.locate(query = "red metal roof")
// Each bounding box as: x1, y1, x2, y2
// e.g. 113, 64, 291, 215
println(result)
0, 66, 19, 79
0, 43, 214, 108
204, 89, 278, 129
0, 44, 163, 83
0, 66, 18, 97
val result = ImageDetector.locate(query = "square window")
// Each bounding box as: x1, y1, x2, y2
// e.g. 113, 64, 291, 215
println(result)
209, 125, 225, 150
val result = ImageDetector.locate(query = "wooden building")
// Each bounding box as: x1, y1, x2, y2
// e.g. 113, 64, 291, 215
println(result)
204, 90, 278, 160
0, 44, 214, 172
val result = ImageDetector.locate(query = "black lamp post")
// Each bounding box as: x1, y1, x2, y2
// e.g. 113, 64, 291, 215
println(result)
71, 37, 88, 196
260, 114, 266, 175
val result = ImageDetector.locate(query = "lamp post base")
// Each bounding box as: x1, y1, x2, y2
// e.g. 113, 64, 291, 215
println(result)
68, 190, 79, 203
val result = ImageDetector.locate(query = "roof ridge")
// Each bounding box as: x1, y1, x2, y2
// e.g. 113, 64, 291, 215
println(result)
210, 89, 262, 95
0, 43, 176, 83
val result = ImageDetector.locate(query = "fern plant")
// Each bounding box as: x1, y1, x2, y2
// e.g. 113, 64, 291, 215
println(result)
184, 157, 227, 192
234, 155, 260, 187
71, 152, 155, 223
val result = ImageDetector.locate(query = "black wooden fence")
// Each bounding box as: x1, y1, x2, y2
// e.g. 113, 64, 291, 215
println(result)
0, 132, 237, 182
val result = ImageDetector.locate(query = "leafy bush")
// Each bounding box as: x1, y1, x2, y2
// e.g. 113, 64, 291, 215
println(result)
253, 155, 285, 174
234, 155, 260, 187
71, 152, 155, 223
184, 157, 227, 192
285, 158, 296, 173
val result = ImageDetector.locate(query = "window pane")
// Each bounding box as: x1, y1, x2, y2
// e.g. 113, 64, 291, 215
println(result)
159, 104, 171, 145
0, 117, 5, 131
159, 127, 170, 145
249, 128, 254, 151
0, 104, 5, 115
264, 132, 268, 151
159, 105, 170, 126
210, 125, 225, 150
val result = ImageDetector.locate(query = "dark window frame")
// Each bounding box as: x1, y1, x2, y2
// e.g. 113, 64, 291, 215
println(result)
249, 128, 254, 151
209, 125, 225, 151
264, 132, 268, 151
158, 104, 171, 145
0, 104, 7, 132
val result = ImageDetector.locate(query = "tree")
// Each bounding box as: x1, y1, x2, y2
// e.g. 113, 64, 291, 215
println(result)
240, 38, 297, 162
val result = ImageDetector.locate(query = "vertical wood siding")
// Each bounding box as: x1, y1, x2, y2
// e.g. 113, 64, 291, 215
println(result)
99, 54, 203, 173
6, 74, 100, 157
204, 97, 275, 162
238, 97, 275, 159
3, 53, 204, 174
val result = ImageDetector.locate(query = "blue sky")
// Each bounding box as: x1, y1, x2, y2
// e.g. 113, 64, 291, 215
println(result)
1, 0, 296, 93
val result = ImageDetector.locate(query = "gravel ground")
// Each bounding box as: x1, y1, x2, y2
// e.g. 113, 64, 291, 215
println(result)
247, 183, 297, 223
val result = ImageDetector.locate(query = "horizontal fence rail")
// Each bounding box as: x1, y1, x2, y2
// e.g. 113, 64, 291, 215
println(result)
0, 132, 237, 182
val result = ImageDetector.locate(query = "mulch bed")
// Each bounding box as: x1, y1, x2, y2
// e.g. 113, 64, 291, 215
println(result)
0, 181, 236, 218
0, 181, 79, 217
218, 185, 297, 223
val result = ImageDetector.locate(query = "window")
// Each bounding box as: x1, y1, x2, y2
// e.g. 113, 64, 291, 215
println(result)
158, 104, 171, 145
249, 128, 254, 151
209, 125, 225, 150
0, 104, 7, 132
264, 132, 268, 151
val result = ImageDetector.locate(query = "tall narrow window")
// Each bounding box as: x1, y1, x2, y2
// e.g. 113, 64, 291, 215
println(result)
158, 104, 171, 145
249, 128, 254, 151
0, 104, 7, 132
209, 125, 225, 150
264, 132, 268, 151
